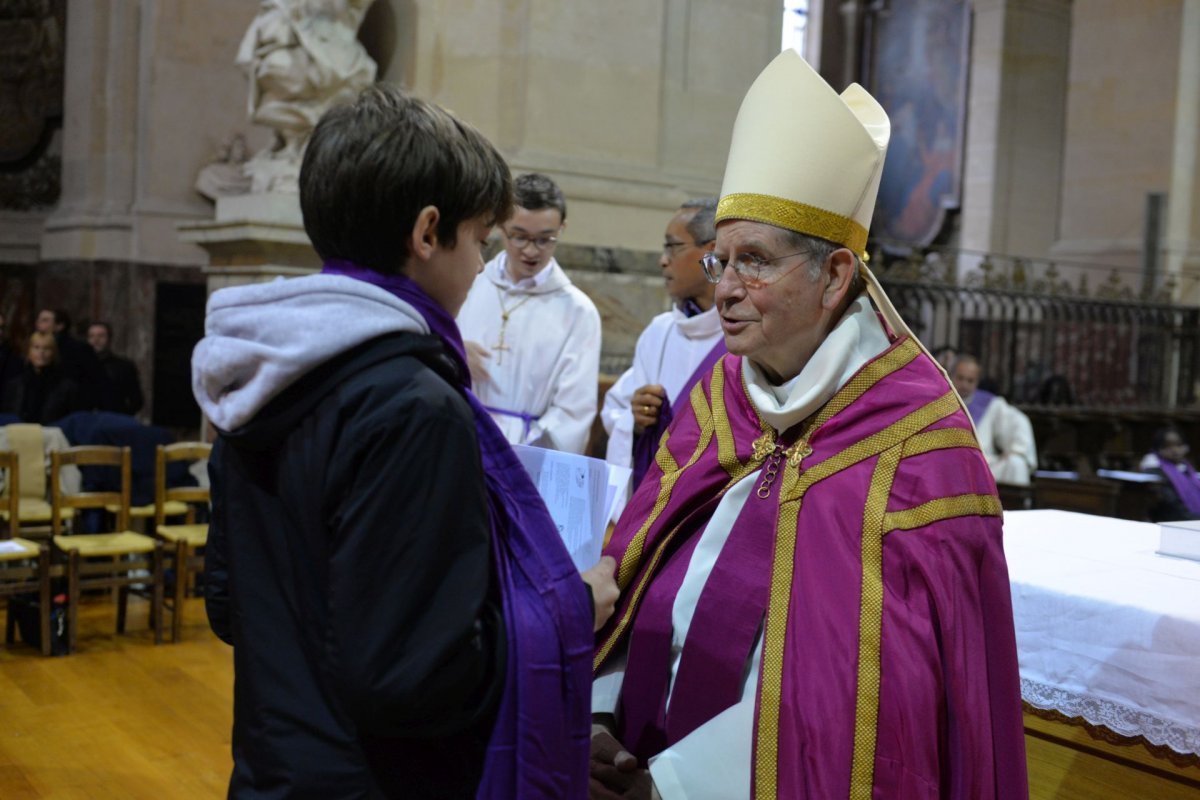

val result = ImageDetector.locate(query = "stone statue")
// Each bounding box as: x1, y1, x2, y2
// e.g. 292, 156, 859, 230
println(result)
197, 0, 377, 199
194, 134, 252, 200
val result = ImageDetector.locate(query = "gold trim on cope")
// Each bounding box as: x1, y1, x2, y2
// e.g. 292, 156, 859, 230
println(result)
709, 359, 743, 477
615, 382, 711, 588
900, 427, 979, 459
717, 192, 869, 257
810, 339, 920, 431
883, 494, 1002, 534
753, 462, 802, 799
654, 429, 679, 476
849, 445, 902, 799
597, 382, 718, 671
785, 391, 961, 503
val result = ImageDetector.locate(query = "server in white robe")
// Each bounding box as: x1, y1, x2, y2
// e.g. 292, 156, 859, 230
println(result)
952, 354, 1038, 485
457, 173, 601, 454
602, 198, 724, 517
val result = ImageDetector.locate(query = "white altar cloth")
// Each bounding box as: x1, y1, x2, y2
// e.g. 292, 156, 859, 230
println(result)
1004, 509, 1200, 755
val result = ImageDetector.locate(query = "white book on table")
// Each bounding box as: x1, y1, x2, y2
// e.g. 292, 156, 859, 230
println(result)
1158, 519, 1200, 562
512, 445, 630, 573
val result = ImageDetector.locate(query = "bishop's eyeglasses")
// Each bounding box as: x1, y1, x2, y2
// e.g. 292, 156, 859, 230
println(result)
700, 250, 813, 289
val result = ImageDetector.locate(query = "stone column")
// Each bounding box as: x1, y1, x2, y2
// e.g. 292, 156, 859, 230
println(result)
1052, 0, 1184, 286
41, 0, 140, 260
960, 0, 1071, 277
1166, 0, 1200, 305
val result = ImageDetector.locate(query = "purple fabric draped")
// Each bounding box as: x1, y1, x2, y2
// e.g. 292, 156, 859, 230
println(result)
321, 261, 591, 798
483, 404, 539, 440
966, 388, 996, 421
1160, 459, 1200, 514
630, 338, 727, 490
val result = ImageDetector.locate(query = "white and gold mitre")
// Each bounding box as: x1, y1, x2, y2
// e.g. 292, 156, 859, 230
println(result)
715, 49, 890, 259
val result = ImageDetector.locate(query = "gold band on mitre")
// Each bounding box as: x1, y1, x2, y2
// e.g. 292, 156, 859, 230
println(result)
716, 192, 869, 259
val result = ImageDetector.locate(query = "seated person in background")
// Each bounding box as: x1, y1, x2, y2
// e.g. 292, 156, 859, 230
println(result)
0, 332, 82, 424
952, 354, 1037, 485
457, 173, 602, 454
87, 321, 145, 416
1141, 426, 1200, 521
35, 307, 114, 412
601, 197, 724, 516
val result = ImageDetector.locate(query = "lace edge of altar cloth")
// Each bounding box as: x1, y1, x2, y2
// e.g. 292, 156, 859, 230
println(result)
1022, 677, 1200, 757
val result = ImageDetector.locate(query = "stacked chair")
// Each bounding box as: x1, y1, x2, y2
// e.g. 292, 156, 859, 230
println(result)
50, 445, 165, 653
0, 450, 53, 655
152, 442, 211, 642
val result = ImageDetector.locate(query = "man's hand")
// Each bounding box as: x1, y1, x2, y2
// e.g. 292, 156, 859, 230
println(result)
464, 340, 491, 384
590, 723, 655, 799
582, 556, 619, 632
632, 385, 666, 433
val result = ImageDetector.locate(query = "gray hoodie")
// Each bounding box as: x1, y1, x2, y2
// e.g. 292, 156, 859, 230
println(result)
192, 274, 429, 432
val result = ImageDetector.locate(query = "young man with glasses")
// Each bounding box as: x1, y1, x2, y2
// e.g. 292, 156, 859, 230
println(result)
457, 172, 602, 454
600, 198, 725, 518
590, 51, 1027, 800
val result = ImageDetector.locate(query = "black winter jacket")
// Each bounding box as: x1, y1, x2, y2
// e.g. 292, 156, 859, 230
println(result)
206, 332, 505, 799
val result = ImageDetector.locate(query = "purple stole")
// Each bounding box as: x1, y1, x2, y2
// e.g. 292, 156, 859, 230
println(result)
599, 340, 1028, 799
966, 388, 996, 422
322, 262, 591, 799
630, 338, 727, 490
1160, 459, 1200, 514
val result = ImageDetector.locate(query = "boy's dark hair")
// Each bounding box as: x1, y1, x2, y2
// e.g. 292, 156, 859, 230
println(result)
300, 84, 513, 275
513, 173, 567, 222
53, 308, 71, 330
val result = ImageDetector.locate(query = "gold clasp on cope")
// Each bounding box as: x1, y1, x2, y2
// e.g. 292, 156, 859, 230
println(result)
784, 439, 812, 468
751, 433, 776, 461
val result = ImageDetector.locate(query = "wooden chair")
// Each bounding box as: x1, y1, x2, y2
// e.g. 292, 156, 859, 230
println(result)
50, 446, 165, 652
0, 423, 74, 539
0, 450, 53, 655
153, 442, 211, 643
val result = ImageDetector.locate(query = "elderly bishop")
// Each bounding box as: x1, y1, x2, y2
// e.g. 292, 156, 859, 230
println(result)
590, 51, 1028, 800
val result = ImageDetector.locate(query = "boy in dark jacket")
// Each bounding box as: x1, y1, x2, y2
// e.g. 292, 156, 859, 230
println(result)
192, 85, 616, 799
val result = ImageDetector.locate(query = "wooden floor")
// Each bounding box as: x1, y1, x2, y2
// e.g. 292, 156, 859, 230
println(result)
3, 595, 1198, 799
0, 595, 233, 799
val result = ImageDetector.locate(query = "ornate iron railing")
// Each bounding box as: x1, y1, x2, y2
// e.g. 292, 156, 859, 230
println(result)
874, 250, 1200, 409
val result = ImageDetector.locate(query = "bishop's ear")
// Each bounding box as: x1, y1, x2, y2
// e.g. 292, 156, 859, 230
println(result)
821, 248, 859, 310
409, 205, 441, 262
